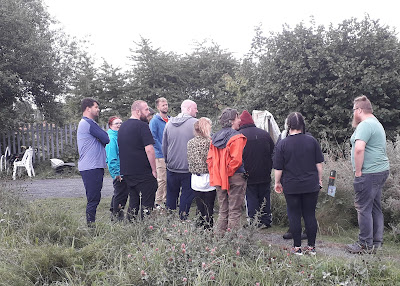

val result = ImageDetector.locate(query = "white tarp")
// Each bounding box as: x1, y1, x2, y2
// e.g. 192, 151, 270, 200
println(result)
252, 110, 281, 143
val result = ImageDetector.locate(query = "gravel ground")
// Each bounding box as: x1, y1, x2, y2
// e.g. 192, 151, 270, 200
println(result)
3, 176, 114, 200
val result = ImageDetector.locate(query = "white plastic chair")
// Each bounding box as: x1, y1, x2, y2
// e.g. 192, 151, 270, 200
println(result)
12, 146, 35, 180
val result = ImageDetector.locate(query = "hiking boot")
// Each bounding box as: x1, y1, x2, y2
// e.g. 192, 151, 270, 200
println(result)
283, 229, 292, 239
290, 247, 303, 256
345, 243, 375, 254
303, 246, 316, 255
283, 231, 307, 240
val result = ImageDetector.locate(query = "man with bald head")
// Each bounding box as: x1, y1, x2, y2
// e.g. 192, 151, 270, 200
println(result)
118, 100, 157, 219
162, 99, 198, 219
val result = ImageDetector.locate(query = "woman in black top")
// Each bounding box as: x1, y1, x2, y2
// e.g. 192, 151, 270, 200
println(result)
273, 112, 324, 255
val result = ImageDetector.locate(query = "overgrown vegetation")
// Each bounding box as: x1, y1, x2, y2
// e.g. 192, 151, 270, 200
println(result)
1, 137, 400, 285
0, 188, 399, 285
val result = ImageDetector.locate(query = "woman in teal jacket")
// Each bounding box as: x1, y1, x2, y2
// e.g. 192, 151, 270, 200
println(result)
106, 116, 128, 221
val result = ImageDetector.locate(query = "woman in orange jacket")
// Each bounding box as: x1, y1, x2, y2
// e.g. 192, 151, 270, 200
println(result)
207, 108, 247, 235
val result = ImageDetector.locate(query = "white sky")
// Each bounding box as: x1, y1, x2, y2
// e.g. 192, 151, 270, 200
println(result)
44, 0, 400, 69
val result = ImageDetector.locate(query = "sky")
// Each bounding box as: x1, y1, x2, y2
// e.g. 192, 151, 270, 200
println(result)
44, 0, 400, 69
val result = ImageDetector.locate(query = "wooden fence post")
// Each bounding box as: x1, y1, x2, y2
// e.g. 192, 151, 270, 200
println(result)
50, 124, 54, 159
46, 123, 50, 160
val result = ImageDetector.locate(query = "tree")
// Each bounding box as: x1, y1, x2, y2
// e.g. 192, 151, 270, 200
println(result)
0, 0, 79, 130
64, 54, 100, 122
246, 16, 400, 142
95, 61, 131, 121
127, 38, 184, 115
182, 41, 240, 119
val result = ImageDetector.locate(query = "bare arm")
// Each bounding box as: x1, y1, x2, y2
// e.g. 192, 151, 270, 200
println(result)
316, 162, 323, 188
354, 140, 366, 177
274, 169, 283, 194
145, 144, 157, 178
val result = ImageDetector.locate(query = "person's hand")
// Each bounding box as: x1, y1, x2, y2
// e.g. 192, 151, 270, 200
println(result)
152, 170, 157, 179
355, 171, 362, 177
116, 175, 122, 182
319, 179, 323, 190
274, 182, 283, 194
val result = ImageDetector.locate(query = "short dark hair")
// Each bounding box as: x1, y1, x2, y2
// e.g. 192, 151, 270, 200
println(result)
81, 98, 99, 113
286, 112, 306, 134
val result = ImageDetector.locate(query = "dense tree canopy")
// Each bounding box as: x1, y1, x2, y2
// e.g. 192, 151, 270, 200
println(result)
2, 6, 399, 145
0, 0, 86, 130
246, 16, 400, 142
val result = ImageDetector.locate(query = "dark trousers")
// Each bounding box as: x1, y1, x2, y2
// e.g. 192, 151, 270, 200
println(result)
166, 170, 196, 220
111, 178, 129, 220
80, 168, 104, 224
245, 182, 272, 227
195, 190, 216, 229
354, 170, 389, 247
284, 191, 319, 247
124, 174, 157, 219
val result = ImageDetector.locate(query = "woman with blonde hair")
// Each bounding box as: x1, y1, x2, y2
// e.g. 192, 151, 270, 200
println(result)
187, 117, 216, 229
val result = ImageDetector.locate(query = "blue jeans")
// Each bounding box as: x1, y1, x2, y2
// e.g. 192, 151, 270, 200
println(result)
80, 168, 104, 224
245, 182, 272, 227
166, 170, 196, 220
354, 170, 389, 247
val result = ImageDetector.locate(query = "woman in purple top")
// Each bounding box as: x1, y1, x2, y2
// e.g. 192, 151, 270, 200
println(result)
273, 112, 324, 255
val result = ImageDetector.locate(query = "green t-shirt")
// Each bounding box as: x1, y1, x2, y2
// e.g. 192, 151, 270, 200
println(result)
350, 117, 389, 173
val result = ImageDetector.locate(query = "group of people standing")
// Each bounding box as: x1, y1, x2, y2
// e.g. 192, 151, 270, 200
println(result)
77, 95, 389, 256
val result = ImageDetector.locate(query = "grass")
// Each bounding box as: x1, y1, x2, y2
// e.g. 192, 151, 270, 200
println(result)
1, 188, 400, 285
1, 138, 399, 284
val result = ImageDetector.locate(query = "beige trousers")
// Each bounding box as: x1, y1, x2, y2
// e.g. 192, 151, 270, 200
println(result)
216, 173, 247, 234
155, 158, 167, 206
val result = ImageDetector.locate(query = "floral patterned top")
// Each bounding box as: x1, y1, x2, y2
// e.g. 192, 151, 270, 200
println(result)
187, 136, 211, 174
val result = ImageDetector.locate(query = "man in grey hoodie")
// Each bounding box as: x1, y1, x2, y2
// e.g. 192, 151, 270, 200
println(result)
162, 99, 198, 219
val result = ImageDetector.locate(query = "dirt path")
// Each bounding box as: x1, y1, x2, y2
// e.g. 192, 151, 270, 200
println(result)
2, 176, 114, 200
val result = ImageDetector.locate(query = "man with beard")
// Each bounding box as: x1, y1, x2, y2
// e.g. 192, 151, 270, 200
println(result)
118, 100, 157, 219
346, 95, 390, 254
77, 98, 110, 226
149, 97, 170, 208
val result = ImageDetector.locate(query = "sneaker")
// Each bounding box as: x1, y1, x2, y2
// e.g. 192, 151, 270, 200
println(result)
345, 243, 375, 254
291, 247, 303, 256
303, 246, 316, 255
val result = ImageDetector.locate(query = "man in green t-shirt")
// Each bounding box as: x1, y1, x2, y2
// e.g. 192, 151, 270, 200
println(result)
346, 95, 390, 254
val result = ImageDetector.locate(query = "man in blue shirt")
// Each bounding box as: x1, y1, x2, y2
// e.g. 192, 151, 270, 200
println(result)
77, 98, 110, 226
149, 97, 170, 208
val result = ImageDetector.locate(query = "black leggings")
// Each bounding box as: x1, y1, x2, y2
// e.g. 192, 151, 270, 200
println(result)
195, 190, 216, 229
284, 191, 319, 247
